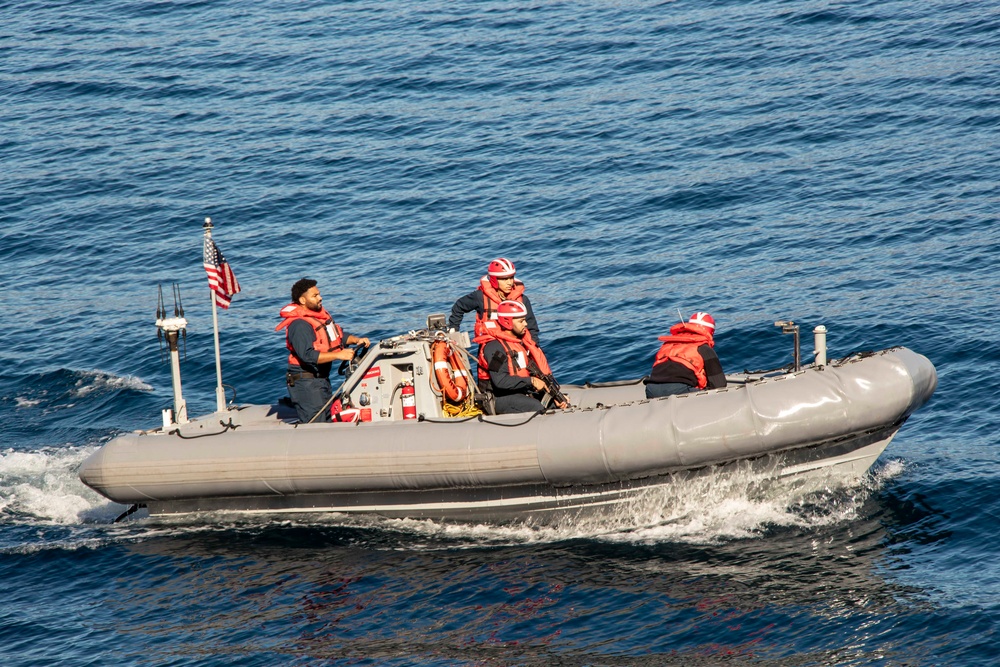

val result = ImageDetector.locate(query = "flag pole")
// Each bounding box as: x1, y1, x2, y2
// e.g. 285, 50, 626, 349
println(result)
203, 217, 227, 413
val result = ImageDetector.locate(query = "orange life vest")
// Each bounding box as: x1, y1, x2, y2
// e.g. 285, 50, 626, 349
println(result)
474, 276, 526, 338
274, 303, 344, 368
651, 322, 715, 389
474, 328, 552, 383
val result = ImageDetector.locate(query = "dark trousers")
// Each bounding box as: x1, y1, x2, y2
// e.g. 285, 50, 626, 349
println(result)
494, 393, 545, 415
288, 377, 333, 423
645, 382, 694, 399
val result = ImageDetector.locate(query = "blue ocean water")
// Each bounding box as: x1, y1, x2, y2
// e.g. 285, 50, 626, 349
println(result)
1, 0, 998, 663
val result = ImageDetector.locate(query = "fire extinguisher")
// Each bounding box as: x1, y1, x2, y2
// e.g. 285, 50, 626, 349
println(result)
401, 382, 417, 420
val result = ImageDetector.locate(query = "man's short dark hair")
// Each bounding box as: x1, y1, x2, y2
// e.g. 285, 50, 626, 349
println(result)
291, 278, 317, 304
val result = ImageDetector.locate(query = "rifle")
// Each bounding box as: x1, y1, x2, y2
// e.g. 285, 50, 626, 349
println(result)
529, 368, 569, 408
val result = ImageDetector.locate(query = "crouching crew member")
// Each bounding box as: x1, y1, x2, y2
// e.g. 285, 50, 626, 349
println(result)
275, 277, 370, 423
475, 300, 566, 414
645, 312, 726, 399
449, 257, 541, 342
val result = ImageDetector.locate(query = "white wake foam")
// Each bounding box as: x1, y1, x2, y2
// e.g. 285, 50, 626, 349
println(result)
296, 460, 908, 547
0, 446, 122, 525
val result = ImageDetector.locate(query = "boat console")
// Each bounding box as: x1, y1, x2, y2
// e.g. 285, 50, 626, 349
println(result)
336, 316, 474, 423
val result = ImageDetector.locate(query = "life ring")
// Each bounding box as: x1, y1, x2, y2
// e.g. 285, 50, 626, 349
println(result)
448, 346, 471, 399
432, 341, 470, 403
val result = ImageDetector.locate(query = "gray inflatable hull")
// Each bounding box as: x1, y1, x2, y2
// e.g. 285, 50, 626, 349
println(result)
78, 347, 936, 522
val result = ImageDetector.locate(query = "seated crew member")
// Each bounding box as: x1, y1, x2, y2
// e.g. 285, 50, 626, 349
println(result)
449, 257, 541, 343
275, 277, 370, 423
645, 311, 726, 399
475, 300, 566, 414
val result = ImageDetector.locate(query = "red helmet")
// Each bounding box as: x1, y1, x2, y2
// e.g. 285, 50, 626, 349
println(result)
688, 312, 716, 331
487, 257, 516, 289
496, 300, 528, 330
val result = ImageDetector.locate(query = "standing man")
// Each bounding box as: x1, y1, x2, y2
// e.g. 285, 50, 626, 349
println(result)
275, 278, 370, 423
449, 257, 541, 342
644, 312, 726, 398
475, 300, 566, 414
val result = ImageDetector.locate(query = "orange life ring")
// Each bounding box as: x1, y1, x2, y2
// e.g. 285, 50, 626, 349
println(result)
448, 345, 471, 398
432, 341, 469, 403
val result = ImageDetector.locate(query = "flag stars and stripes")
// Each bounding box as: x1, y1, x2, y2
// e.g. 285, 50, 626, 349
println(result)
203, 237, 241, 309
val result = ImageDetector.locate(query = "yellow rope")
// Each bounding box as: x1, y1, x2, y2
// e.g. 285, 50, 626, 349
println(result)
442, 397, 482, 418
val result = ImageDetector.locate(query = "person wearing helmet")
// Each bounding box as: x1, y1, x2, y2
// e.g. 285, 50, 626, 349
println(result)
448, 257, 541, 343
474, 300, 566, 414
275, 278, 371, 423
644, 312, 727, 399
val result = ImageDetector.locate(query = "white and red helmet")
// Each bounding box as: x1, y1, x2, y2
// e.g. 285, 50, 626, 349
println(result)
496, 300, 528, 330
688, 312, 716, 331
487, 257, 516, 288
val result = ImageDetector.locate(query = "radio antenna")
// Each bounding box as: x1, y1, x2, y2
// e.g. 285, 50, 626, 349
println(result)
173, 283, 187, 361
156, 285, 166, 362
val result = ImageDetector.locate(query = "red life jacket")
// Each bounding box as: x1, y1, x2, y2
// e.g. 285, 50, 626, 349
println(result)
475, 276, 526, 338
474, 328, 551, 382
651, 322, 715, 389
274, 303, 344, 368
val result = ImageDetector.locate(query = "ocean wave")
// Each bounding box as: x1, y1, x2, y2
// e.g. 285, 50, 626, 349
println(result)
5, 368, 153, 408
69, 369, 154, 397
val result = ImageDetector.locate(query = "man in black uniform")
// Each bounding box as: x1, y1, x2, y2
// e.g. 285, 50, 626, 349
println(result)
474, 300, 565, 414
275, 278, 370, 423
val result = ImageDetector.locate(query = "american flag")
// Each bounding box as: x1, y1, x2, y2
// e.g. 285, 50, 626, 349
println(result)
203, 237, 241, 309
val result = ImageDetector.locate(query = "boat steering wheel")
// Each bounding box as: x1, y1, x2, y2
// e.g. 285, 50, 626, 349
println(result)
338, 343, 370, 377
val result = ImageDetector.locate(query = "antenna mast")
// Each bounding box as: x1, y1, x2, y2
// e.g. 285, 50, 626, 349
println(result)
156, 283, 189, 424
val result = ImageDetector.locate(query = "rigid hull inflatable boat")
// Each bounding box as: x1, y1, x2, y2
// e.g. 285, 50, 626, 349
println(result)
78, 323, 937, 523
